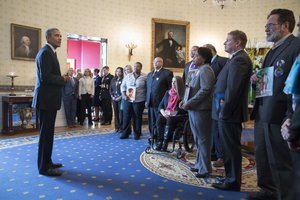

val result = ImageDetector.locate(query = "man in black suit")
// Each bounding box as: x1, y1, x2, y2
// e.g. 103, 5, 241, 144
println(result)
32, 28, 69, 176
211, 30, 252, 191
203, 43, 228, 167
99, 66, 114, 125
146, 57, 173, 150
249, 9, 300, 200
155, 31, 180, 68
182, 46, 199, 85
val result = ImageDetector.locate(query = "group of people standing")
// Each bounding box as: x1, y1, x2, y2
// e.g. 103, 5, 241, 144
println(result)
32, 8, 300, 200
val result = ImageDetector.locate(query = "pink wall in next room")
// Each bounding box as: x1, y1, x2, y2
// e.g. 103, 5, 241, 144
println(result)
67, 40, 101, 70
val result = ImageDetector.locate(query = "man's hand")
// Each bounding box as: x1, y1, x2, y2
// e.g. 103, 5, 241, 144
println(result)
63, 75, 70, 82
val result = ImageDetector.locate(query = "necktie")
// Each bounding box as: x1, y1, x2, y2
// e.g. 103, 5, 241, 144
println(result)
152, 71, 156, 78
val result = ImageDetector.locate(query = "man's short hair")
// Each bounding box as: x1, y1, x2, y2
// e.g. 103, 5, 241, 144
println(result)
268, 8, 295, 33
135, 62, 143, 68
203, 44, 217, 54
94, 68, 100, 73
45, 28, 59, 38
103, 66, 109, 70
228, 30, 248, 49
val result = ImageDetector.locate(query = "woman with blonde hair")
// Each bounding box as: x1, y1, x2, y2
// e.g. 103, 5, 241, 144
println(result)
155, 76, 187, 151
78, 68, 94, 125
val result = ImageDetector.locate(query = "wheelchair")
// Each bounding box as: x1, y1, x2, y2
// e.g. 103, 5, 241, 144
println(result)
145, 115, 195, 159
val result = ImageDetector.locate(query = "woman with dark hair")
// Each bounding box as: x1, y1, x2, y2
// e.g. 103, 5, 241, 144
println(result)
110, 67, 124, 132
155, 76, 187, 151
179, 47, 215, 178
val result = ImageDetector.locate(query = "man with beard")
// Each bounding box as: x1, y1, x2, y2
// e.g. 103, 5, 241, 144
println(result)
249, 9, 300, 200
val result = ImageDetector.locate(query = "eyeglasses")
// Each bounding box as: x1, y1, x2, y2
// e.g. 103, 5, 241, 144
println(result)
265, 23, 281, 29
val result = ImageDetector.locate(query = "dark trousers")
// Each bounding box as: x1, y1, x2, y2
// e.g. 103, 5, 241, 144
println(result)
76, 99, 82, 123
211, 119, 223, 159
112, 99, 122, 130
218, 121, 242, 187
291, 151, 300, 198
37, 109, 57, 173
254, 120, 294, 200
80, 94, 92, 124
148, 106, 158, 138
156, 114, 186, 141
122, 100, 145, 136
63, 95, 77, 126
101, 98, 112, 123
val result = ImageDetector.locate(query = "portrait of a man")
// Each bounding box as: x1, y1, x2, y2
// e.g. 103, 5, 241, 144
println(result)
11, 24, 41, 61
152, 18, 190, 70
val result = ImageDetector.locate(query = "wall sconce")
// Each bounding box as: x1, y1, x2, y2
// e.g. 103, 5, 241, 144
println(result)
125, 42, 137, 61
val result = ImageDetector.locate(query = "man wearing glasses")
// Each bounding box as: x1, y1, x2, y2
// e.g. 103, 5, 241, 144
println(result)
250, 9, 300, 200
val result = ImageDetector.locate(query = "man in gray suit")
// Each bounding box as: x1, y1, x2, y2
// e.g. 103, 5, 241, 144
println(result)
211, 30, 252, 191
249, 9, 300, 200
62, 68, 78, 128
32, 28, 69, 176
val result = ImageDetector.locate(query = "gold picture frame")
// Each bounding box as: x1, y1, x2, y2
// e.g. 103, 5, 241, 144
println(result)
151, 18, 190, 72
11, 23, 41, 61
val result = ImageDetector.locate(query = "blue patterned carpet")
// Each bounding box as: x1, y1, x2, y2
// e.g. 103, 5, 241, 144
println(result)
0, 130, 250, 200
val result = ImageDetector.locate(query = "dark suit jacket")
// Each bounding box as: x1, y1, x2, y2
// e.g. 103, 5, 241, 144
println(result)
32, 44, 65, 110
146, 68, 173, 108
182, 61, 193, 84
62, 77, 77, 97
211, 55, 228, 78
99, 73, 113, 100
213, 50, 252, 123
251, 35, 300, 124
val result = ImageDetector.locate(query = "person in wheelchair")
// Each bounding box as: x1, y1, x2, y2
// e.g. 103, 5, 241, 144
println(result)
155, 76, 187, 151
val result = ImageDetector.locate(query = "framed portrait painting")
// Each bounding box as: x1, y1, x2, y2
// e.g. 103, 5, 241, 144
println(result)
11, 23, 41, 61
151, 18, 190, 72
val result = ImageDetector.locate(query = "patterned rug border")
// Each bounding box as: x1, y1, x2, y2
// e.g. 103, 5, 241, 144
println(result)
0, 128, 115, 150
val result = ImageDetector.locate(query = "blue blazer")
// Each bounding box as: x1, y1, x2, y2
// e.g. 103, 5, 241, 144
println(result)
146, 68, 173, 108
32, 44, 65, 110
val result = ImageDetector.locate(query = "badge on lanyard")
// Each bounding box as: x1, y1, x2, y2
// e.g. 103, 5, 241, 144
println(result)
274, 59, 285, 77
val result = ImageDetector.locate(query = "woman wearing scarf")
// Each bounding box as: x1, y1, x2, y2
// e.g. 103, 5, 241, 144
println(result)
156, 76, 186, 151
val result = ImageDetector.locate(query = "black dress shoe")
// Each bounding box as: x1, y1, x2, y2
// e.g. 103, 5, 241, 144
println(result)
190, 167, 199, 172
51, 162, 63, 168
211, 182, 240, 191
40, 168, 62, 177
120, 133, 129, 139
247, 191, 278, 200
195, 173, 209, 178
134, 134, 140, 140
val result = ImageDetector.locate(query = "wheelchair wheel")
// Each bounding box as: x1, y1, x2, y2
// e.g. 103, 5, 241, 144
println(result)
183, 120, 195, 153
176, 149, 183, 159
145, 146, 151, 154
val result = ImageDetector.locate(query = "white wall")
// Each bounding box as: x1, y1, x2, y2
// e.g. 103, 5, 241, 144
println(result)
0, 0, 299, 86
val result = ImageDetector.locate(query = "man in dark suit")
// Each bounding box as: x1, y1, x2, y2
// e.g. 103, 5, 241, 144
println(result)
203, 43, 228, 167
249, 9, 300, 200
182, 46, 199, 85
155, 31, 180, 68
211, 30, 252, 191
32, 28, 69, 176
99, 66, 114, 125
146, 57, 173, 150
62, 68, 78, 128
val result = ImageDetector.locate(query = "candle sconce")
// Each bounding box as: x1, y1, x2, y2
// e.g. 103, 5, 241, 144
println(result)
6, 72, 18, 96
125, 42, 137, 61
